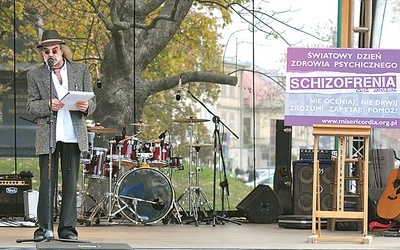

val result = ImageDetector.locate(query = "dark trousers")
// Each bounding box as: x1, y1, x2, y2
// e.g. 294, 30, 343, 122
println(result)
37, 141, 80, 237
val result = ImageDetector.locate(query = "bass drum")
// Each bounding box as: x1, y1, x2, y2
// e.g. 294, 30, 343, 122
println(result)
115, 168, 174, 224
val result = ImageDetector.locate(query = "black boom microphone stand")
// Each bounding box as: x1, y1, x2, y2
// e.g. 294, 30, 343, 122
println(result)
186, 88, 240, 226
17, 59, 88, 244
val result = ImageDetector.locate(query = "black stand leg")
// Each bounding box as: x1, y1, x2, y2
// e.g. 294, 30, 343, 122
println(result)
211, 116, 240, 226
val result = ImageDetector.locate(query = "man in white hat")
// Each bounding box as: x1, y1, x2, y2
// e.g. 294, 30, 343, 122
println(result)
27, 30, 96, 241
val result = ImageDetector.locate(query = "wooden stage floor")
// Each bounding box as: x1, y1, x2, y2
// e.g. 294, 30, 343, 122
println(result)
0, 218, 399, 249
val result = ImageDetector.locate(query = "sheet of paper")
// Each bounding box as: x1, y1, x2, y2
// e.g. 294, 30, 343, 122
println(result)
59, 91, 94, 111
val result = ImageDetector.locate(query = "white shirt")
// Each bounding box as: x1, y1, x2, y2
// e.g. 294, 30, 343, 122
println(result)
53, 62, 78, 143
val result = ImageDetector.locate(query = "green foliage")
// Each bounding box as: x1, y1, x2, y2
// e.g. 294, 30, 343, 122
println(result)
141, 11, 223, 146
1, 0, 108, 66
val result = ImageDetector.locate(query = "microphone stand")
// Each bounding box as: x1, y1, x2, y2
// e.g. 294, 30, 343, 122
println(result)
17, 62, 89, 244
186, 89, 240, 226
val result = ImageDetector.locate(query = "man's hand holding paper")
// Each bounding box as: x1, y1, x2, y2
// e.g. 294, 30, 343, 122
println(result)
59, 91, 94, 111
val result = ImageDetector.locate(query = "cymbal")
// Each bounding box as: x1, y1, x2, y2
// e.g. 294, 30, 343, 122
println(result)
173, 118, 210, 123
88, 125, 119, 134
130, 122, 152, 127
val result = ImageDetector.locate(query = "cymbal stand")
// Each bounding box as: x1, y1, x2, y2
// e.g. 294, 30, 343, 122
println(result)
185, 89, 240, 227
193, 145, 213, 217
176, 122, 193, 220
177, 122, 212, 226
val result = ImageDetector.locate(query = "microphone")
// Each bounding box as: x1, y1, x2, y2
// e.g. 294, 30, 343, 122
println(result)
176, 77, 181, 101
95, 64, 102, 88
47, 58, 55, 68
152, 198, 165, 210
158, 130, 168, 139
122, 123, 126, 137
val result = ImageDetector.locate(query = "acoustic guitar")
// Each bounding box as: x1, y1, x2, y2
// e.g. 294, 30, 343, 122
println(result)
377, 168, 400, 222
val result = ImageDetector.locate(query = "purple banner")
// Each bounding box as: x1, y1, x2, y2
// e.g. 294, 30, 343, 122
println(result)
287, 47, 400, 74
285, 47, 400, 128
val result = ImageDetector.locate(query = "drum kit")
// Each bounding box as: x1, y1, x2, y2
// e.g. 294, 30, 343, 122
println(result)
76, 118, 212, 226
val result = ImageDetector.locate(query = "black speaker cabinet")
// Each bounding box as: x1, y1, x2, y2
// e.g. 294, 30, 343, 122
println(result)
236, 184, 283, 223
0, 177, 32, 217
274, 119, 292, 214
292, 161, 331, 215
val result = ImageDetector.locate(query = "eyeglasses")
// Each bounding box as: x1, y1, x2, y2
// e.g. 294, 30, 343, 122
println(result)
43, 47, 59, 55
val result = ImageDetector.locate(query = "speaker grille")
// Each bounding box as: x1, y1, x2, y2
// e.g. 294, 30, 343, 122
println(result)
292, 161, 331, 215
0, 177, 32, 217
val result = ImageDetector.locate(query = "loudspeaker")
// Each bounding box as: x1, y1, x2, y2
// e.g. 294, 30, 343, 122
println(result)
37, 242, 132, 249
292, 161, 331, 215
236, 184, 282, 223
274, 119, 292, 214
0, 177, 32, 217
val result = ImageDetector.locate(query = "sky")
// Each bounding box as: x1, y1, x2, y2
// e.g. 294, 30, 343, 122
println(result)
219, 0, 400, 73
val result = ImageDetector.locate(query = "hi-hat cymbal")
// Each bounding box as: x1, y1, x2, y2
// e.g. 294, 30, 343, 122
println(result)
88, 125, 119, 134
173, 118, 210, 123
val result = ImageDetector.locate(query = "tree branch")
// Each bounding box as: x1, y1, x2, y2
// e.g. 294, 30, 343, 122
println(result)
148, 71, 237, 94
86, 0, 115, 30
134, 0, 167, 16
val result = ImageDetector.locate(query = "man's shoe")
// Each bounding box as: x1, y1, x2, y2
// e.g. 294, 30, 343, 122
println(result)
33, 229, 45, 240
61, 234, 78, 240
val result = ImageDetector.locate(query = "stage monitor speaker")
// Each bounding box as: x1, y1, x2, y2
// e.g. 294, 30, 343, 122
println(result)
37, 242, 132, 249
292, 161, 331, 215
236, 184, 282, 223
0, 177, 32, 217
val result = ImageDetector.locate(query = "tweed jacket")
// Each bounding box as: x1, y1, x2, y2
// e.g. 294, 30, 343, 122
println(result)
27, 60, 96, 155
